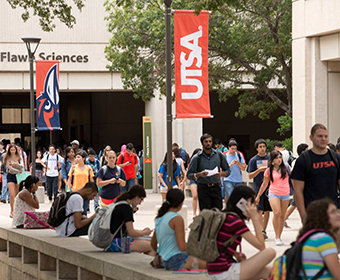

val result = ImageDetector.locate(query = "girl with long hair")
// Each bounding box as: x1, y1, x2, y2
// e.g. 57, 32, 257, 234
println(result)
105, 185, 154, 255
151, 189, 206, 271
296, 198, 340, 279
68, 150, 94, 215
255, 150, 290, 246
12, 175, 39, 228
61, 147, 76, 191
187, 148, 201, 217
207, 186, 276, 280
158, 152, 181, 202
4, 144, 24, 218
30, 150, 46, 187
172, 146, 186, 190
97, 150, 126, 207
100, 145, 112, 167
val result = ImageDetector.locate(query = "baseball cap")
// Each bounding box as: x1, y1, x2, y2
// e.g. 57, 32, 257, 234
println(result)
70, 140, 80, 145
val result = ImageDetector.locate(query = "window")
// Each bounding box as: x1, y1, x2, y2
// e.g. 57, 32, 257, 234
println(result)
2, 108, 31, 124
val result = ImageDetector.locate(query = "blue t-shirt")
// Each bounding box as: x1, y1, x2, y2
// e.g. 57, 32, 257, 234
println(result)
246, 154, 269, 192
225, 152, 245, 183
158, 163, 181, 187
97, 165, 126, 199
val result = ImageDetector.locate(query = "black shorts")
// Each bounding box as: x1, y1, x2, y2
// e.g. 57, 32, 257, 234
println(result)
257, 190, 272, 212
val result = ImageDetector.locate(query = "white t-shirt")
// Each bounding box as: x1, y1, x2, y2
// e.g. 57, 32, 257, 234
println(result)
280, 150, 290, 164
56, 194, 83, 237
42, 153, 64, 177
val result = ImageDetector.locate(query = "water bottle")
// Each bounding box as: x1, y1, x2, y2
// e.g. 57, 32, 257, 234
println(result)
192, 257, 199, 270
121, 235, 130, 254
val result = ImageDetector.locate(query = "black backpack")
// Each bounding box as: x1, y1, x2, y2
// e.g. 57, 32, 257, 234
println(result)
47, 192, 80, 227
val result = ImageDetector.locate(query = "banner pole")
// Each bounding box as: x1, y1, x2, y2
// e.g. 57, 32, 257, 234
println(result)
164, 0, 173, 190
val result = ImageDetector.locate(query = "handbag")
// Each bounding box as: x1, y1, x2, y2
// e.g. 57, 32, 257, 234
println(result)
23, 211, 54, 229
16, 172, 30, 184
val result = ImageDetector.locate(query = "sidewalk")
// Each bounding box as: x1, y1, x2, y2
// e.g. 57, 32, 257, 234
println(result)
0, 191, 302, 262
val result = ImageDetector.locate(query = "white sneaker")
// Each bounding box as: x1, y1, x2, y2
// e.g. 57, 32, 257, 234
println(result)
275, 238, 284, 246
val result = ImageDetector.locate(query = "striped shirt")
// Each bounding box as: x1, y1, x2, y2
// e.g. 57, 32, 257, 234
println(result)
299, 232, 338, 279
207, 214, 249, 274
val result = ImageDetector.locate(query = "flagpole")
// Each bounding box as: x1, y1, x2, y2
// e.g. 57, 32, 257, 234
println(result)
164, 0, 173, 190
22, 36, 41, 175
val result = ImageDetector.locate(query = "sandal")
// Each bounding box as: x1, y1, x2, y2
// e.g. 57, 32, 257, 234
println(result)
9, 212, 13, 218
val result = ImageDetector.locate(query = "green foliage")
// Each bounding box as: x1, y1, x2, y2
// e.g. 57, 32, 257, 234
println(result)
104, 0, 292, 118
266, 137, 292, 153
6, 0, 85, 32
276, 113, 292, 136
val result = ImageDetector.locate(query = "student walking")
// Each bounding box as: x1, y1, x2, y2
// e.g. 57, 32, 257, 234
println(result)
255, 150, 290, 246
207, 186, 276, 280
187, 148, 201, 217
158, 152, 181, 202
61, 147, 76, 191
68, 151, 94, 215
151, 189, 206, 271
3, 144, 24, 218
97, 150, 126, 207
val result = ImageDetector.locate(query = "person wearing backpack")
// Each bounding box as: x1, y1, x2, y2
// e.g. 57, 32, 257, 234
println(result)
207, 186, 276, 280
97, 150, 126, 207
104, 185, 154, 255
117, 143, 138, 192
269, 198, 340, 280
68, 150, 94, 215
55, 182, 97, 237
151, 188, 206, 270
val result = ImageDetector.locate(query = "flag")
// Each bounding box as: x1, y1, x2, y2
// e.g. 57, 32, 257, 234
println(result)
175, 10, 211, 118
36, 60, 61, 130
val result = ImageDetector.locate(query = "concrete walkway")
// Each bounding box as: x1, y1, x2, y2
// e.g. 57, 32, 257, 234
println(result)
0, 191, 303, 263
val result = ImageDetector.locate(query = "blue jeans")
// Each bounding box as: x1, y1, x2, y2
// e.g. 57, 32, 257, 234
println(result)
1, 172, 9, 202
46, 176, 58, 201
163, 253, 190, 271
121, 178, 135, 193
222, 181, 243, 200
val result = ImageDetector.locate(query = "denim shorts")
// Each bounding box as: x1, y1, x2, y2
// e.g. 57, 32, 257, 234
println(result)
163, 253, 190, 271
189, 180, 197, 186
105, 238, 135, 252
7, 173, 17, 184
268, 192, 290, 201
208, 263, 240, 280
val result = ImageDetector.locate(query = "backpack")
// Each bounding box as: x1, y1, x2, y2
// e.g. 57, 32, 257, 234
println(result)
88, 200, 129, 249
287, 151, 296, 167
47, 192, 80, 227
186, 209, 239, 262
119, 153, 137, 165
102, 165, 121, 178
268, 229, 328, 280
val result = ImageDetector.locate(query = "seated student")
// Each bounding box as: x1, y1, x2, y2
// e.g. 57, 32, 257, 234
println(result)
207, 186, 276, 280
105, 184, 154, 255
56, 182, 97, 237
151, 189, 206, 271
12, 175, 40, 228
297, 198, 340, 279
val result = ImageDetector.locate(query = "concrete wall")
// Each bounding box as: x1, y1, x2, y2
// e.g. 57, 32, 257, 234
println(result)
292, 0, 340, 149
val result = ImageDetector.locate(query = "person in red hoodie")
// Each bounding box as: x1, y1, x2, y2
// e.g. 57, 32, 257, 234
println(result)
117, 143, 138, 192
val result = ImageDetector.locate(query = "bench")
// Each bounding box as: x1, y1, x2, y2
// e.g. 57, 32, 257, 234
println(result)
0, 217, 207, 280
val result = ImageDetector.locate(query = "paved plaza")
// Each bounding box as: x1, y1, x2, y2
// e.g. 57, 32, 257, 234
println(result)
0, 190, 302, 263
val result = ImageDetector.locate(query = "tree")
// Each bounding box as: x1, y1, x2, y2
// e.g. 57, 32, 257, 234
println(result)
104, 0, 292, 119
6, 0, 85, 32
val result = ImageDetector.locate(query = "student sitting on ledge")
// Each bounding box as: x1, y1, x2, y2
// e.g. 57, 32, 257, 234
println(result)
13, 175, 40, 228
56, 182, 97, 237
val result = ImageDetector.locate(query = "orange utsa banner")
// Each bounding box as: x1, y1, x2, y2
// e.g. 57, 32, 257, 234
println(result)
175, 10, 211, 118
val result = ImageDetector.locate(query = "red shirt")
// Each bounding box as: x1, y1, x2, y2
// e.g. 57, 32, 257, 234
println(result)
117, 152, 137, 180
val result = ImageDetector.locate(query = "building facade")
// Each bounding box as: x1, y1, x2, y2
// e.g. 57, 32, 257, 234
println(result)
293, 0, 340, 148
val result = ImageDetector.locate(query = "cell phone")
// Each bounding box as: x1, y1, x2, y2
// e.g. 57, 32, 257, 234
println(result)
236, 198, 248, 214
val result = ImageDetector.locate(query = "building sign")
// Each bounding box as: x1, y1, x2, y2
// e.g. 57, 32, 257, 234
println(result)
0, 52, 89, 63
143, 116, 153, 189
